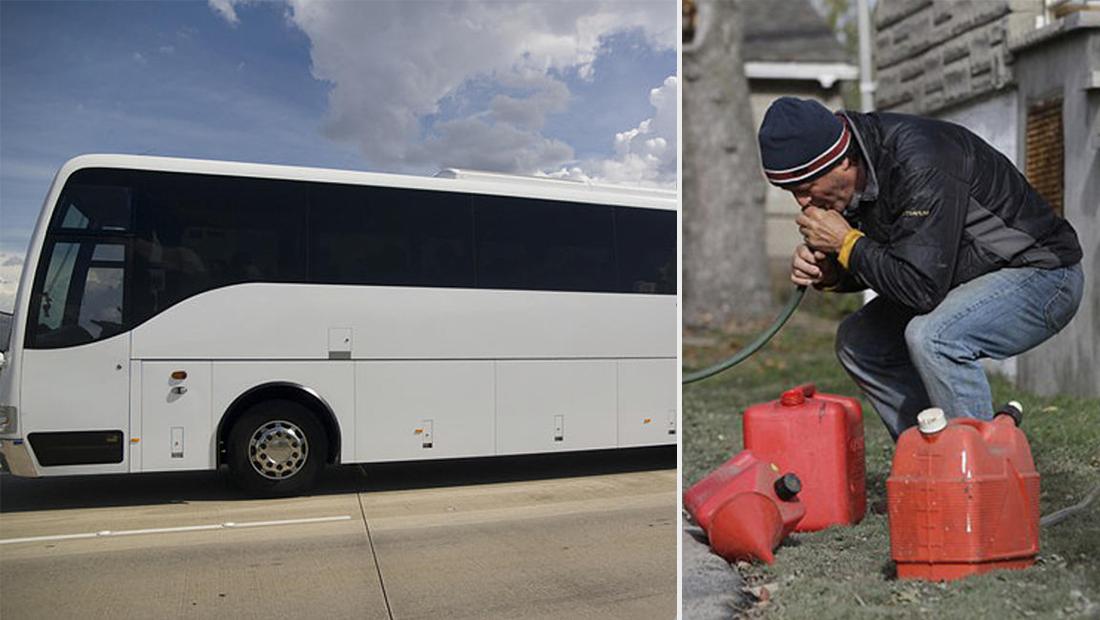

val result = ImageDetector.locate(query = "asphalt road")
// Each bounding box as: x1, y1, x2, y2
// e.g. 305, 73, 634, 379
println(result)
0, 448, 677, 620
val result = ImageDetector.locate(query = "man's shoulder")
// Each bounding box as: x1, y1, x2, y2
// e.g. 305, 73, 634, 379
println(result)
868, 112, 969, 174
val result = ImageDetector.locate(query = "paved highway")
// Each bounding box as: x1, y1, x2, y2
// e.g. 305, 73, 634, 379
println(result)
0, 448, 676, 619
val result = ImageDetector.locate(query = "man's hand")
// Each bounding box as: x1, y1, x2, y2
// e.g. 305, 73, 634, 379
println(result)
790, 244, 837, 287
796, 206, 852, 253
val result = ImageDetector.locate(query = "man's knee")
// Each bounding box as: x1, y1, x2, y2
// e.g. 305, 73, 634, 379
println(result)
903, 314, 934, 361
904, 312, 973, 365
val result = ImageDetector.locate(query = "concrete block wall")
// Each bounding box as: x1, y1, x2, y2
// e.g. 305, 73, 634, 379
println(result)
875, 0, 1044, 115
1012, 25, 1100, 398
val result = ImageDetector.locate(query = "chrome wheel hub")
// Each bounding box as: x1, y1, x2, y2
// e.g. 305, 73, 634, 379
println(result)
248, 420, 308, 479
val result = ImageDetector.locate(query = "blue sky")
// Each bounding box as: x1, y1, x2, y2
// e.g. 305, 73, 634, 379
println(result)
0, 0, 677, 310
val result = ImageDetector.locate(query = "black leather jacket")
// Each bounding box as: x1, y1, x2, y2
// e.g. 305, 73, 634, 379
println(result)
834, 111, 1081, 313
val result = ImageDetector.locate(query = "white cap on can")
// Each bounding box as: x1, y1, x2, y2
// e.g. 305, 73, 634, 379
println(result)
917, 407, 948, 434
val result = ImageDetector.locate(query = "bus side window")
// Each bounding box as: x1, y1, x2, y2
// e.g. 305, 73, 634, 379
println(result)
37, 242, 80, 333
615, 207, 676, 295
131, 172, 307, 323
475, 196, 615, 294
308, 184, 474, 288
31, 242, 126, 348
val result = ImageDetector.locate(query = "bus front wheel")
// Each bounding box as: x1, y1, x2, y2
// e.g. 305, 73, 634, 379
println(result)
227, 400, 328, 496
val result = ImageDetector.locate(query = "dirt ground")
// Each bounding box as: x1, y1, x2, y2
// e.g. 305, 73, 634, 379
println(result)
683, 290, 1100, 619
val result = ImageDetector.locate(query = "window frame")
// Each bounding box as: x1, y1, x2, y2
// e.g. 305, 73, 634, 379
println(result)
1024, 97, 1064, 217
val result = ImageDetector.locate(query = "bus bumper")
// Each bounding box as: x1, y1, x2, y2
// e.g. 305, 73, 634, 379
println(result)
0, 439, 39, 477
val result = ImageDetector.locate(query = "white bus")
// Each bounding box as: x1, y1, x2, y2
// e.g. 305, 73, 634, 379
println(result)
0, 155, 677, 494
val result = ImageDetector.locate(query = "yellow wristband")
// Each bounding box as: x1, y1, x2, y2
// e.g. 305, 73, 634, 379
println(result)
838, 229, 865, 270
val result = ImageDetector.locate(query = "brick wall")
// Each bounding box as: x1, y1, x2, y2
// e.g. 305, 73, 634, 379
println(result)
1024, 99, 1065, 216
874, 0, 1044, 114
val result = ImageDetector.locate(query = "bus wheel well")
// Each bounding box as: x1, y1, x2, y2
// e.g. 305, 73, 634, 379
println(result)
217, 383, 341, 467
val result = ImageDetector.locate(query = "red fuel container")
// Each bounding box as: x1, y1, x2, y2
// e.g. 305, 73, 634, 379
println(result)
684, 450, 805, 564
888, 405, 1040, 581
742, 384, 866, 531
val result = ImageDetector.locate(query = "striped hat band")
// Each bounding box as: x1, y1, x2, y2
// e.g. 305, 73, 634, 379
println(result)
763, 120, 851, 186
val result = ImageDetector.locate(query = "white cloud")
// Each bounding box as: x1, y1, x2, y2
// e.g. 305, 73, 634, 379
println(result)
489, 74, 570, 131
0, 252, 25, 313
414, 116, 575, 173
544, 75, 677, 188
208, 0, 241, 25
277, 0, 674, 176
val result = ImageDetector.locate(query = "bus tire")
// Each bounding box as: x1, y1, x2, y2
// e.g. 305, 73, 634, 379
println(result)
227, 399, 328, 496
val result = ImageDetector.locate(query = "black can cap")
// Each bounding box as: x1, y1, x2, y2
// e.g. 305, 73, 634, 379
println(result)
995, 401, 1023, 427
774, 473, 802, 501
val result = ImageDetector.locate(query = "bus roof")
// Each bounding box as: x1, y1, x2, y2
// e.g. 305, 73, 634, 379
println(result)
56, 154, 678, 211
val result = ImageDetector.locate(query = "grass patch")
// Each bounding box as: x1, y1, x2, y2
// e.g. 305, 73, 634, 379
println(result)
683, 303, 1100, 618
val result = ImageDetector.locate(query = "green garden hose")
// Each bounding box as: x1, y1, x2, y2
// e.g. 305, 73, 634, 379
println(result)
682, 286, 807, 385
1041, 484, 1100, 527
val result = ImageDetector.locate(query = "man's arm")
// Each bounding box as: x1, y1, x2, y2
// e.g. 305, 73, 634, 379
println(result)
814, 254, 866, 293
789, 245, 866, 292
845, 166, 968, 313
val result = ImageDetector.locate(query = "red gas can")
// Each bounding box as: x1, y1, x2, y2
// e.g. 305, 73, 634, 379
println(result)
888, 405, 1040, 581
742, 384, 866, 531
684, 450, 805, 564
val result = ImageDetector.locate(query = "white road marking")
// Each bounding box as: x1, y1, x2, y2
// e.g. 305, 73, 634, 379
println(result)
0, 515, 353, 545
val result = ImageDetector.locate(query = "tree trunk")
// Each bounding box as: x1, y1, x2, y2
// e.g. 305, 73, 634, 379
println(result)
683, 0, 772, 327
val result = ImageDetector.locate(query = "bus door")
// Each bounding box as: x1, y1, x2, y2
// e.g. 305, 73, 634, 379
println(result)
21, 237, 131, 473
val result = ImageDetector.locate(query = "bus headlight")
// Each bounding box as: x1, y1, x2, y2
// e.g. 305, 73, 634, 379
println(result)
0, 406, 16, 434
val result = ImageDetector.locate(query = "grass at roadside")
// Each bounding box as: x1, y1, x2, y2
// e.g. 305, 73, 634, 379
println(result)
683, 291, 1100, 618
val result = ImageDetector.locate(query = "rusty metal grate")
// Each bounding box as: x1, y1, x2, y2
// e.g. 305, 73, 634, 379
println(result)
1025, 99, 1064, 217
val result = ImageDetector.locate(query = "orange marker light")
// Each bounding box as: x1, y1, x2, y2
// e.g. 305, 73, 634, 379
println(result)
171, 371, 187, 380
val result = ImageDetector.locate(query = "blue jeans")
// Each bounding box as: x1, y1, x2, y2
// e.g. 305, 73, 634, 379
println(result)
835, 263, 1084, 440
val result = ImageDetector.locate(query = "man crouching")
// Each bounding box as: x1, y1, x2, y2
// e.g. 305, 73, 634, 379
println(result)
757, 97, 1083, 440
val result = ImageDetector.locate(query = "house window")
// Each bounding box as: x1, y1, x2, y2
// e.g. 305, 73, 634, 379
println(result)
1025, 98, 1064, 217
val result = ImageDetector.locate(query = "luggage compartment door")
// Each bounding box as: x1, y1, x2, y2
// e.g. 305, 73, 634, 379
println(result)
495, 360, 617, 455
617, 359, 677, 447
139, 361, 212, 471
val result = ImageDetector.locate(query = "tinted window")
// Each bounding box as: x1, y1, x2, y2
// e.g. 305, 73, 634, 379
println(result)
615, 207, 676, 294
129, 171, 307, 323
51, 184, 132, 232
309, 184, 474, 287
29, 240, 127, 348
32, 168, 673, 344
475, 196, 615, 293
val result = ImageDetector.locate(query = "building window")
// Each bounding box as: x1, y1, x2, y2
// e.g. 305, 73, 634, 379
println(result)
1025, 98, 1064, 217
